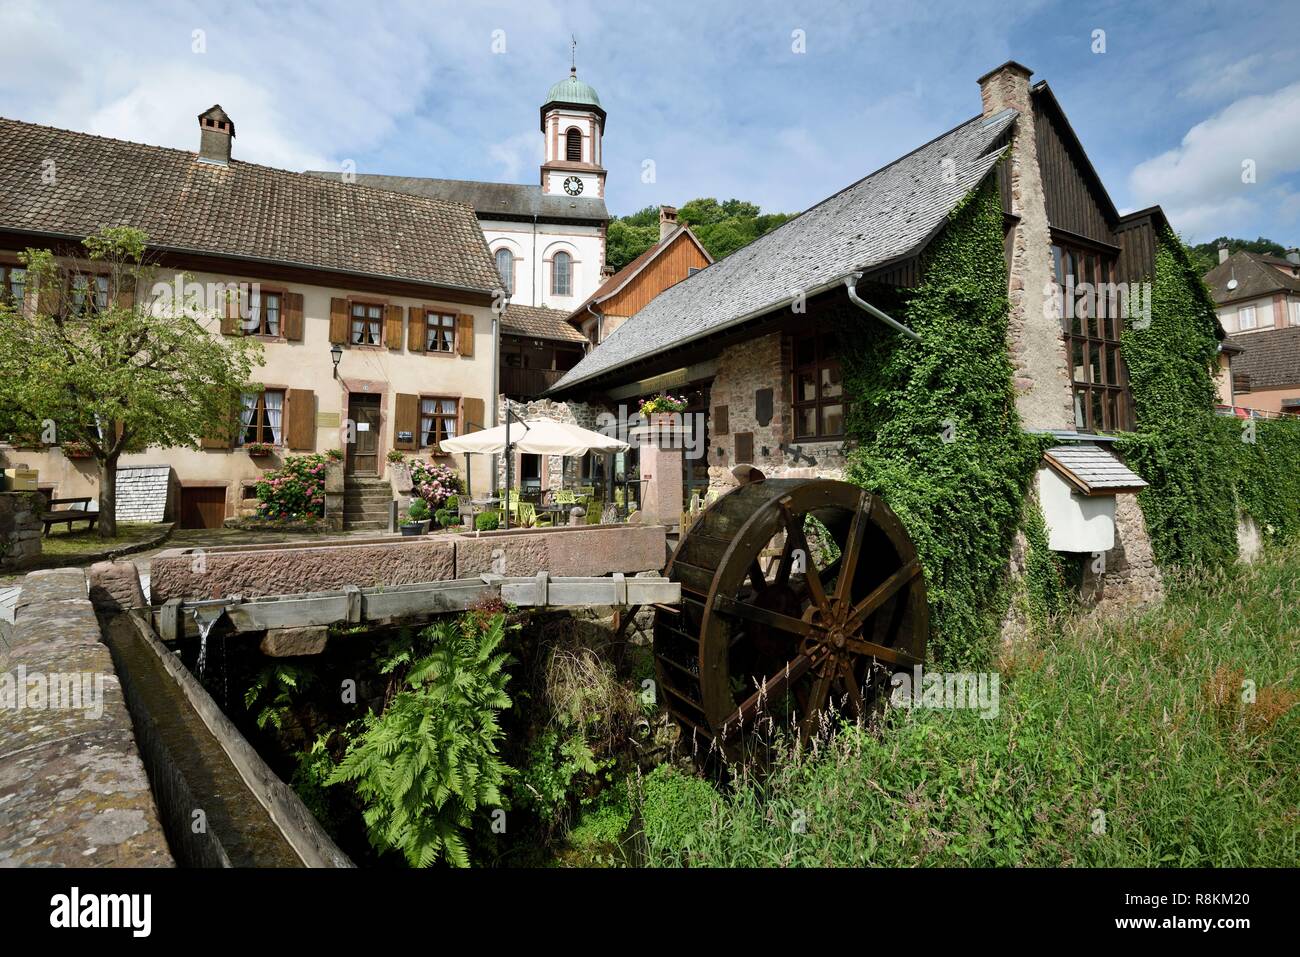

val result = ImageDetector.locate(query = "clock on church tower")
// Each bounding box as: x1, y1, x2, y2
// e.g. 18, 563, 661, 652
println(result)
539, 65, 606, 201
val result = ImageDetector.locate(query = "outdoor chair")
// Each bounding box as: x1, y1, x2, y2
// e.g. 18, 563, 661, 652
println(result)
555, 489, 576, 505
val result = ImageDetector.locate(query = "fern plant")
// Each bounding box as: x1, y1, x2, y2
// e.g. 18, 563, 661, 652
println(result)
244, 663, 313, 731
328, 612, 513, 867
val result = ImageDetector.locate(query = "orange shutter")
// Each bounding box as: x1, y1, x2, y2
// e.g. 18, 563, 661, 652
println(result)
283, 292, 304, 340
200, 401, 236, 449
221, 286, 241, 335
114, 275, 135, 310
385, 304, 403, 349
285, 388, 315, 450
329, 298, 349, 344
456, 314, 475, 357
407, 306, 425, 352
393, 393, 420, 451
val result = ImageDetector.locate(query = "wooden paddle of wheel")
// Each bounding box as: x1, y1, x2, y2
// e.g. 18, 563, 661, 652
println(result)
653, 478, 928, 754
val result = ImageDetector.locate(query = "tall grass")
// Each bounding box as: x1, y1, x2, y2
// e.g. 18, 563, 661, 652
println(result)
639, 545, 1300, 866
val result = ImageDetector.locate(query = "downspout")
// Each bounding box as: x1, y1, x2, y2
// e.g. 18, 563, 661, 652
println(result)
843, 272, 920, 342
491, 298, 504, 494
586, 301, 602, 348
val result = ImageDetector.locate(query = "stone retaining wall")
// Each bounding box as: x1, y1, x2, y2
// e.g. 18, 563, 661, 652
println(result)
0, 491, 42, 571
149, 523, 668, 603
0, 568, 173, 866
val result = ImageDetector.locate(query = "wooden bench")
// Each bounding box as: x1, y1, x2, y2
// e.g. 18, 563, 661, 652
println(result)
40, 497, 100, 537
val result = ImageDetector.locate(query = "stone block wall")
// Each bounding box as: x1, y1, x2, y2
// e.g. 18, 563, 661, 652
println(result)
495, 396, 606, 491
0, 491, 42, 571
706, 332, 850, 491
1084, 492, 1164, 610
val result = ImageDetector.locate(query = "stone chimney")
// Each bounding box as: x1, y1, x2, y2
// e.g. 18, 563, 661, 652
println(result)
1219, 243, 1230, 264
197, 104, 235, 166
659, 205, 679, 243
977, 60, 1034, 118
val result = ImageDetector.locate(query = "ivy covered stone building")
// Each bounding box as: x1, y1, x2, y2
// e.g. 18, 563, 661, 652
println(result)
548, 61, 1240, 631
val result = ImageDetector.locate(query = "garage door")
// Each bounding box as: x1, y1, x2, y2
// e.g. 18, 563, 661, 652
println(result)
179, 486, 227, 529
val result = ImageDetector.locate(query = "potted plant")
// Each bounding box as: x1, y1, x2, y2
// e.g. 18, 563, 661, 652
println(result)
245, 441, 275, 457
639, 393, 687, 426
402, 497, 431, 536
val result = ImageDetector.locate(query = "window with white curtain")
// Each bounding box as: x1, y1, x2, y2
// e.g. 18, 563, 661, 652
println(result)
244, 290, 281, 335
1238, 305, 1257, 330
240, 389, 285, 445
1290, 300, 1300, 326
420, 397, 458, 447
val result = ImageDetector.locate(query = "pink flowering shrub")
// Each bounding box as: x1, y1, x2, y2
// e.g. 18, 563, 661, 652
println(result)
406, 458, 463, 511
255, 453, 329, 520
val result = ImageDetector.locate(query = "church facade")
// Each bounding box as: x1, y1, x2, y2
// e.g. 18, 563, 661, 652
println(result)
331, 68, 611, 313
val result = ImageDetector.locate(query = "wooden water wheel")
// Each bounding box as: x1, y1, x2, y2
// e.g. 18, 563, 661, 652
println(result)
653, 478, 928, 750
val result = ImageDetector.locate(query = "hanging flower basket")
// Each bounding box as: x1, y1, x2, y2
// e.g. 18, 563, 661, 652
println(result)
639, 393, 687, 416
62, 441, 93, 459
245, 441, 275, 457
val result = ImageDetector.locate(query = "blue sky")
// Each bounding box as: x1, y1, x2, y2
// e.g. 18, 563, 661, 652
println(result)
2, 0, 1298, 243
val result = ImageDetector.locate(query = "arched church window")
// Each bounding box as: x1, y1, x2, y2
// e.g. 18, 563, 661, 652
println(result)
566, 128, 582, 162
553, 251, 572, 297
495, 248, 514, 294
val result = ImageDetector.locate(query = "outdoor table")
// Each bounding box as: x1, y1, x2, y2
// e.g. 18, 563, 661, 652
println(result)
537, 504, 570, 526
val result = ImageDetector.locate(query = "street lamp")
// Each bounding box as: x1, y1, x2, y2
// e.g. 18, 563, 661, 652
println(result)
330, 342, 343, 378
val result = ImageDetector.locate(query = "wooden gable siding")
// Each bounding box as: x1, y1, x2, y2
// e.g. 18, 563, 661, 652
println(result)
1114, 214, 1160, 283
601, 233, 711, 317
1034, 106, 1115, 247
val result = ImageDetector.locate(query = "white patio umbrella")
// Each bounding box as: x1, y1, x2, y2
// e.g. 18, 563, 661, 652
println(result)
440, 420, 628, 456
441, 418, 628, 528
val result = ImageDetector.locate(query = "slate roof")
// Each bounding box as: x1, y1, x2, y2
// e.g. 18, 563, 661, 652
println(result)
501, 303, 587, 344
1204, 251, 1300, 307
307, 173, 610, 223
1044, 445, 1148, 496
0, 116, 503, 293
1229, 326, 1300, 391
568, 224, 713, 320
549, 108, 1017, 392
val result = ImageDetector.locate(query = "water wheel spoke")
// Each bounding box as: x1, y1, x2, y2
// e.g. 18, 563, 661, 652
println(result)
798, 668, 835, 738
748, 559, 768, 592
834, 493, 872, 604
842, 635, 922, 668
844, 560, 921, 635
772, 532, 798, 588
840, 660, 866, 717
721, 653, 813, 732
713, 593, 816, 637
778, 500, 831, 617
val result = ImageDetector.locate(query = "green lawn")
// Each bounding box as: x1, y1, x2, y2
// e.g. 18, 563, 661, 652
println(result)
637, 544, 1300, 867
37, 521, 162, 558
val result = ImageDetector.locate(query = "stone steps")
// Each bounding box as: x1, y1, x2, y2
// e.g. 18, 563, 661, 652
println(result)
342, 479, 392, 530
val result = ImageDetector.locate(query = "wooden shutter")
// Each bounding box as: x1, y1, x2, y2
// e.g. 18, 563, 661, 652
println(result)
713, 405, 729, 435
285, 388, 315, 450
385, 304, 403, 349
329, 298, 349, 344
220, 286, 241, 335
200, 403, 236, 449
462, 397, 485, 435
734, 432, 754, 465
114, 276, 135, 310
456, 314, 475, 357
407, 306, 425, 352
283, 292, 304, 341
393, 393, 419, 451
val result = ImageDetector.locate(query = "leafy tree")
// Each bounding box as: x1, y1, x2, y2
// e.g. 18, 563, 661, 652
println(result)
328, 612, 513, 868
0, 227, 262, 537
605, 197, 795, 270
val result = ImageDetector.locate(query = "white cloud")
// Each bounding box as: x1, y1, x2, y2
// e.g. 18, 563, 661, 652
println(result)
1130, 81, 1300, 238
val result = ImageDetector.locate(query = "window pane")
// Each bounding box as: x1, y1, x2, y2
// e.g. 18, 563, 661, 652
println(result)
1089, 342, 1102, 383
794, 336, 815, 367
1104, 346, 1118, 385
796, 370, 817, 402
821, 404, 843, 436
1073, 389, 1087, 430
795, 406, 816, 439
265, 294, 280, 335
496, 250, 513, 293
820, 364, 843, 399
1090, 389, 1104, 431
1104, 391, 1117, 431
1072, 340, 1087, 383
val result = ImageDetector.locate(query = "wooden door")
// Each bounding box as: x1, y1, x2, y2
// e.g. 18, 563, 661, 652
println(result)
180, 486, 226, 529
347, 393, 381, 475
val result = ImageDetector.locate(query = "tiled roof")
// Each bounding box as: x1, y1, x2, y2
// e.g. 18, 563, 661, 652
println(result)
1044, 445, 1148, 495
1229, 326, 1300, 391
568, 224, 712, 321
0, 116, 502, 293
307, 173, 609, 223
1203, 251, 1300, 306
549, 109, 1017, 392
501, 303, 587, 343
